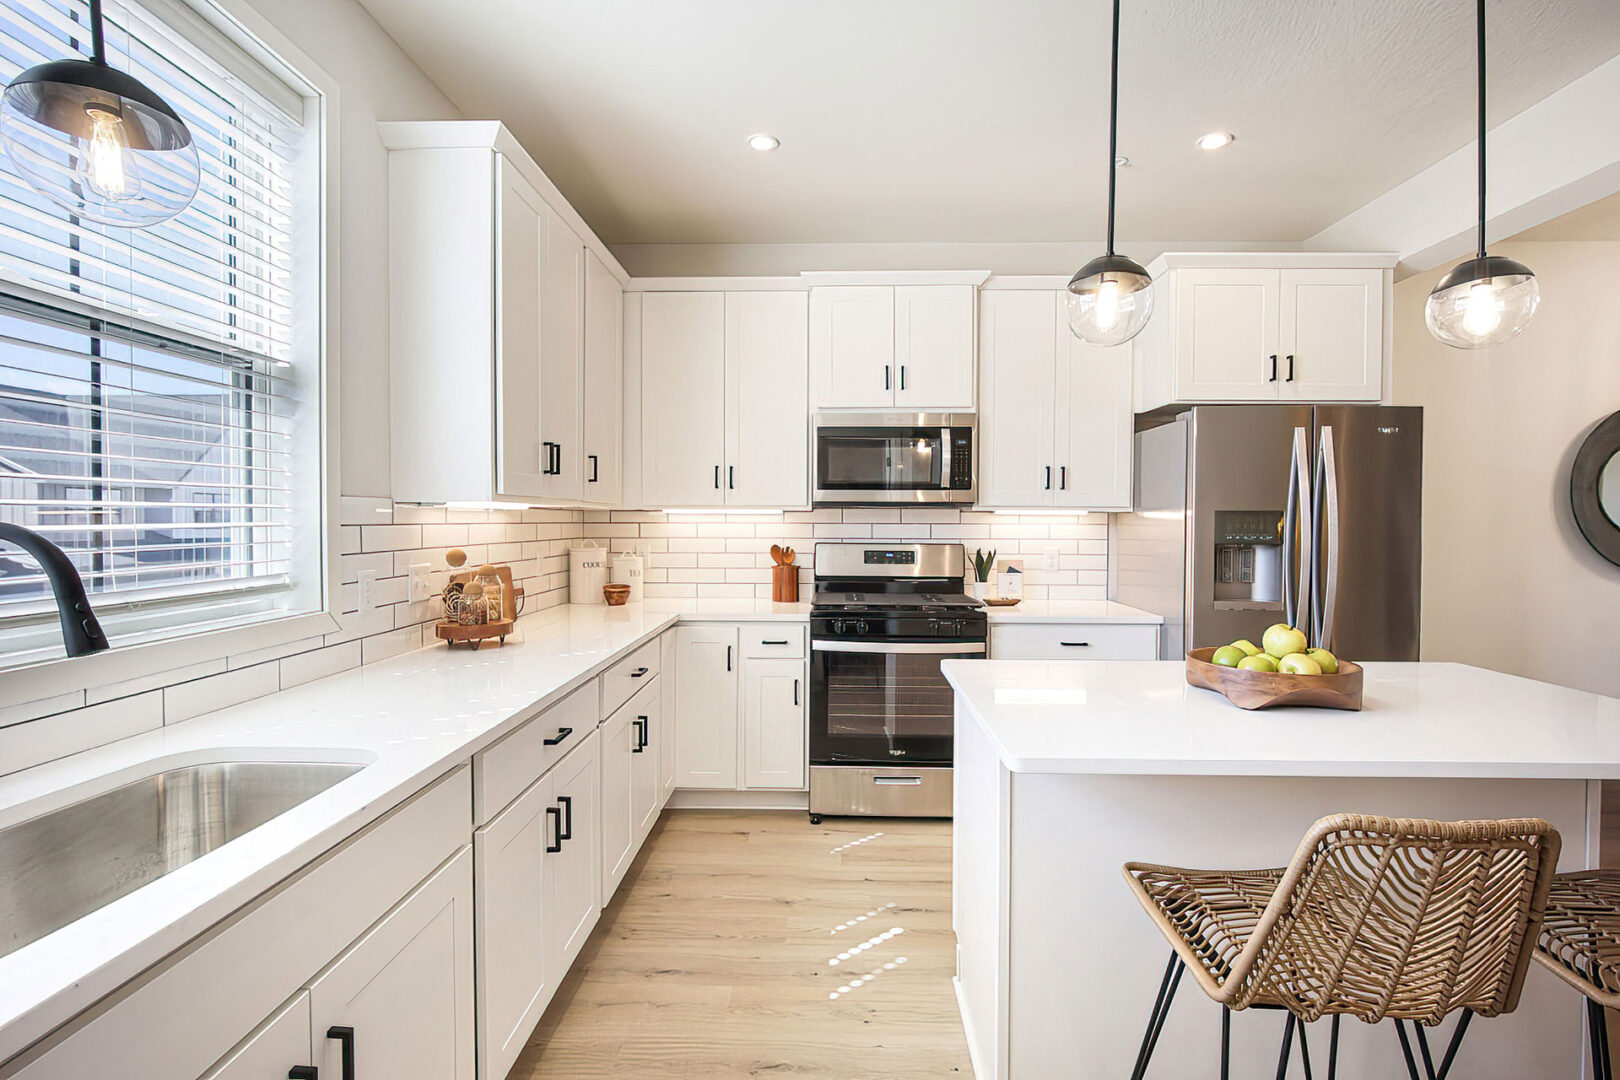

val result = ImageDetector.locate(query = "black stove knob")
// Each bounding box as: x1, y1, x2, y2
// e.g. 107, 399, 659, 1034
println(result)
855, 620, 870, 635
833, 619, 846, 635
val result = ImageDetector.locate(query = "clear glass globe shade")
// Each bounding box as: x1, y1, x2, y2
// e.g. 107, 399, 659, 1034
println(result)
1066, 266, 1154, 346
1424, 260, 1540, 349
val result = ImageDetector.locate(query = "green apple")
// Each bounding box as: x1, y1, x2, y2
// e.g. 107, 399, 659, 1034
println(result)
1211, 645, 1247, 667
1237, 654, 1278, 673
1230, 639, 1262, 657
1262, 623, 1309, 659
1305, 648, 1339, 675
1278, 652, 1324, 676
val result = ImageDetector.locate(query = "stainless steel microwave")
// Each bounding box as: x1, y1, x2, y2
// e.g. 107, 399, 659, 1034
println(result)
812, 412, 976, 505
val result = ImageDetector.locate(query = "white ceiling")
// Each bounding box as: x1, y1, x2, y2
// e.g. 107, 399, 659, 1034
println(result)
357, 0, 1620, 249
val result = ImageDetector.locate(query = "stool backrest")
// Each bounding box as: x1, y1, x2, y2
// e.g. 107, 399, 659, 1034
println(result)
1233, 814, 1560, 1023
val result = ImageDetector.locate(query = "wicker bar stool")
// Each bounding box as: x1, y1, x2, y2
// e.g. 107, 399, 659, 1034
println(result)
1122, 814, 1561, 1080
1533, 870, 1620, 1080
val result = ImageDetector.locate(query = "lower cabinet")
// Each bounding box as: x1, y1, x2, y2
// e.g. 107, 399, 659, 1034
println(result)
601, 679, 662, 899
659, 631, 678, 800
310, 846, 476, 1080
547, 732, 601, 978
989, 622, 1160, 660
197, 993, 312, 1080
675, 623, 808, 793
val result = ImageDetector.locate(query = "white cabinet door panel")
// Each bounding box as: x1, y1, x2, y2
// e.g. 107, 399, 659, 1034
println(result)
1176, 269, 1281, 401
675, 624, 740, 788
659, 630, 678, 804
600, 694, 638, 899
1279, 268, 1383, 401
474, 777, 552, 1080
494, 157, 545, 499
894, 285, 975, 409
811, 286, 895, 408
538, 209, 583, 501
725, 291, 808, 507
641, 292, 726, 506
309, 846, 475, 1080
1055, 328, 1133, 510
742, 658, 806, 790
582, 249, 623, 503
978, 290, 1057, 507
547, 732, 601, 975
197, 992, 313, 1080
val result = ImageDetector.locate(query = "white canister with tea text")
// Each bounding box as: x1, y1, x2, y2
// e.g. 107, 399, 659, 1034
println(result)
610, 551, 644, 603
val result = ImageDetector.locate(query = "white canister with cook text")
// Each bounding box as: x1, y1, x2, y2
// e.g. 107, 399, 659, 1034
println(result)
569, 541, 608, 604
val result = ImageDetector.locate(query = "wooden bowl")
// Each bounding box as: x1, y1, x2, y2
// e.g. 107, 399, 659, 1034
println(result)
1185, 648, 1364, 711
603, 583, 631, 606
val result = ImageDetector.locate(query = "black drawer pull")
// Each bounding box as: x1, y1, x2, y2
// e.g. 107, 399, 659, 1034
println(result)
558, 794, 573, 841
543, 726, 574, 746
629, 666, 650, 678
545, 806, 562, 852
325, 1027, 355, 1080
1060, 641, 1090, 647
760, 639, 789, 646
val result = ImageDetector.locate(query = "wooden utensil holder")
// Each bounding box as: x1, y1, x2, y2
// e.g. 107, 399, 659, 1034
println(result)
772, 564, 799, 603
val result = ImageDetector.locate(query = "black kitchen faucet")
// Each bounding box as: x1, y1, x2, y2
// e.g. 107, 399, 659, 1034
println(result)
0, 523, 109, 657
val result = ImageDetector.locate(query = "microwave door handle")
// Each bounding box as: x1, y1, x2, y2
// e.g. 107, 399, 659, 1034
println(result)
1317, 426, 1341, 652
1281, 428, 1302, 629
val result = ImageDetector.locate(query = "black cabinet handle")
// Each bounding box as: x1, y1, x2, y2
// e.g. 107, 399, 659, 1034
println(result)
900, 364, 906, 391
325, 1027, 355, 1080
630, 666, 649, 678
726, 644, 733, 672
289, 1068, 318, 1080
1045, 465, 1052, 490
553, 444, 562, 474
761, 639, 789, 646
1269, 355, 1278, 382
793, 678, 800, 706
728, 465, 735, 490
1286, 354, 1295, 382
884, 365, 891, 390
714, 464, 721, 489
557, 795, 573, 841
633, 717, 647, 752
1060, 466, 1067, 490
588, 454, 599, 482
545, 806, 562, 853
1060, 641, 1091, 648
543, 726, 573, 746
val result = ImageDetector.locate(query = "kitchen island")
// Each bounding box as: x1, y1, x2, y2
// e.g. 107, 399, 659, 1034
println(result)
943, 659, 1620, 1080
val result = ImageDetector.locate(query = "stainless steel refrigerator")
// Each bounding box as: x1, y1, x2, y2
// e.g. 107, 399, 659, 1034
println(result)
1112, 405, 1422, 661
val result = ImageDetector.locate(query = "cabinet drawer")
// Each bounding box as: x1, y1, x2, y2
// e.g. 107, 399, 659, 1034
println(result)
990, 623, 1159, 661
740, 624, 806, 659
601, 639, 660, 717
476, 680, 598, 824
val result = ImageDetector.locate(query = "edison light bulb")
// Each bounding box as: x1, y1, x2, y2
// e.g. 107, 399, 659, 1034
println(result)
80, 103, 135, 200
1095, 278, 1121, 333
1460, 282, 1501, 339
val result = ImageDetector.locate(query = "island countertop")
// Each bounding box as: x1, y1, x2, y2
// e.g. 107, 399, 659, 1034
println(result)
942, 659, 1620, 778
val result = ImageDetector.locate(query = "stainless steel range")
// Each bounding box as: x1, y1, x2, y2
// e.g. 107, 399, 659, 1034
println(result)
807, 542, 987, 823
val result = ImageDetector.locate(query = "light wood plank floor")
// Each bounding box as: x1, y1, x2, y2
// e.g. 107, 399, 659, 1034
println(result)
511, 810, 972, 1078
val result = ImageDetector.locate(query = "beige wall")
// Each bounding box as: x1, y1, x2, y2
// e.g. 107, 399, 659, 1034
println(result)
1391, 239, 1620, 695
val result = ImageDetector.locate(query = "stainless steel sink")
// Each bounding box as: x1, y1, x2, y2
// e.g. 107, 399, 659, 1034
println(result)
0, 760, 364, 959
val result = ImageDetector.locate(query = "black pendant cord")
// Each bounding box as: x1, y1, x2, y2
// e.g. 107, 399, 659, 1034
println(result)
1475, 0, 1486, 259
88, 0, 107, 66
1105, 0, 1121, 257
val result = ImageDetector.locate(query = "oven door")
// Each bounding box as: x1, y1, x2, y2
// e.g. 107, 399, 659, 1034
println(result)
812, 415, 974, 504
809, 639, 986, 765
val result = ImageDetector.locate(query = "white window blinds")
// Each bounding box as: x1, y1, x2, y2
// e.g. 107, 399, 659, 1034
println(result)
0, 0, 305, 622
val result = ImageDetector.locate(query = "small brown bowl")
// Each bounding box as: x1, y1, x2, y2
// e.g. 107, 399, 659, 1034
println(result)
1185, 648, 1364, 711
602, 583, 631, 606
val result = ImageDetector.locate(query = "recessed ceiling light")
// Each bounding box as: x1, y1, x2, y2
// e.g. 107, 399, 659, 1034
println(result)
1114, 155, 1130, 167
1194, 131, 1235, 151
747, 133, 780, 152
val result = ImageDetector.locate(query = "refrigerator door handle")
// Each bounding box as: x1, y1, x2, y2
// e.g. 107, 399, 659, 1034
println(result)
1316, 426, 1341, 652
1281, 427, 1303, 628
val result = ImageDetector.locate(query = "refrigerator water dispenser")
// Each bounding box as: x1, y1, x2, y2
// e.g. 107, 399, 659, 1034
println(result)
1212, 509, 1282, 606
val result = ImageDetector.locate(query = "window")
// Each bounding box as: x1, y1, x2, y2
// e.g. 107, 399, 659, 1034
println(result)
0, 0, 315, 644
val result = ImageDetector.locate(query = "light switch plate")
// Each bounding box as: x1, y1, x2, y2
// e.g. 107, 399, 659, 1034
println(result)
408, 563, 433, 602
1043, 545, 1062, 572
358, 569, 379, 612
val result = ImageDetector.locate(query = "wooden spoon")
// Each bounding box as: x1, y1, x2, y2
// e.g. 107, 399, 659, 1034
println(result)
782, 546, 795, 565
770, 544, 784, 565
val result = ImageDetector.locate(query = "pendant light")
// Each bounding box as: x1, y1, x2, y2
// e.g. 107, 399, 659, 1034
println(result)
1066, 0, 1153, 346
1424, 0, 1539, 349
0, 0, 200, 228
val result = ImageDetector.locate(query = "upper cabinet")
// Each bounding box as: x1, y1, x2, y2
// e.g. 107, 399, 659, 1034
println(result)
1133, 254, 1394, 412
638, 290, 808, 509
978, 289, 1132, 510
810, 283, 977, 410
382, 122, 627, 506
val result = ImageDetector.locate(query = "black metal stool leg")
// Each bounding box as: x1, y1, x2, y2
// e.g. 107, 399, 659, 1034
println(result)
1129, 950, 1185, 1080
1432, 1009, 1473, 1080
1395, 1019, 1422, 1080
1274, 1013, 1296, 1080
1295, 1016, 1315, 1080
1326, 1014, 1341, 1080
1590, 998, 1614, 1080
1220, 1006, 1231, 1080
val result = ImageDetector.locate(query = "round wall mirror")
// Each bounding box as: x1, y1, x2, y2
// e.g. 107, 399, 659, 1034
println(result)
1572, 410, 1620, 566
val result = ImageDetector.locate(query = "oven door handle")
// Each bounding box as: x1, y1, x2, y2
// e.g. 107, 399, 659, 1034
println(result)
811, 640, 987, 655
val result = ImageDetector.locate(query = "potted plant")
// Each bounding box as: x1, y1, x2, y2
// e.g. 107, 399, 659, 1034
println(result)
970, 548, 996, 601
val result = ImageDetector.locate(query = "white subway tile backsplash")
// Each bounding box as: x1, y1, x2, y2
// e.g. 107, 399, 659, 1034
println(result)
362, 625, 422, 665
164, 662, 280, 725
0, 692, 163, 778
86, 658, 227, 706
360, 524, 421, 552
280, 640, 361, 689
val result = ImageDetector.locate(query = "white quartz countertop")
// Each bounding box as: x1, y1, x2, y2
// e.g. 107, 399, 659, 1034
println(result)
0, 603, 688, 1060
982, 599, 1162, 624
636, 597, 811, 620
943, 659, 1620, 777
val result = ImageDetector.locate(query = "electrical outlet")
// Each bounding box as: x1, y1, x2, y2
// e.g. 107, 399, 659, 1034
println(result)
358, 569, 379, 612
1043, 545, 1062, 572
408, 562, 433, 602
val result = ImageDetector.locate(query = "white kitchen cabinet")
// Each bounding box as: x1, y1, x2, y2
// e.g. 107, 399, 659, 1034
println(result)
659, 630, 678, 801
547, 732, 601, 977
1134, 255, 1391, 411
675, 624, 740, 788
978, 289, 1133, 510
631, 682, 663, 839
639, 291, 808, 509
742, 658, 806, 789
383, 122, 628, 507
473, 775, 553, 1080
811, 285, 976, 410
581, 249, 623, 503
989, 622, 1159, 660
196, 993, 313, 1080
309, 846, 476, 1080
600, 683, 653, 899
